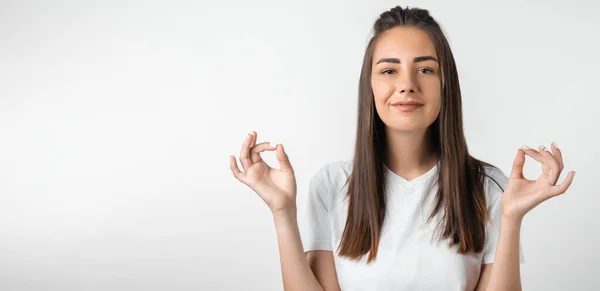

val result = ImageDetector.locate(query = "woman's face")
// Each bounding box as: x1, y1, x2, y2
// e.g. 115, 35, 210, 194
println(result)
371, 26, 442, 132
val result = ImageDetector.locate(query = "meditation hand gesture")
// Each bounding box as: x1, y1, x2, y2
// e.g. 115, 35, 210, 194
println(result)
229, 131, 298, 214
501, 142, 576, 221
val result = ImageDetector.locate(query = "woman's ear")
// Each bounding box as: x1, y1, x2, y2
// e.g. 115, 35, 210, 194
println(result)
440, 68, 445, 89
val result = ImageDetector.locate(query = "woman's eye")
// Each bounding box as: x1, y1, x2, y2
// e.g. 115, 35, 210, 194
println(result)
382, 68, 434, 75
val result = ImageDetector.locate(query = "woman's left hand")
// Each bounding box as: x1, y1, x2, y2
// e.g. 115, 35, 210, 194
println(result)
501, 142, 576, 221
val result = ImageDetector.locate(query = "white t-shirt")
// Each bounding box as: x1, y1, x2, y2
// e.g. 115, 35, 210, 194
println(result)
299, 160, 525, 291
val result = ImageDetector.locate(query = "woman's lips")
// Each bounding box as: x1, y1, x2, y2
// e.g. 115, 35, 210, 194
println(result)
392, 104, 423, 112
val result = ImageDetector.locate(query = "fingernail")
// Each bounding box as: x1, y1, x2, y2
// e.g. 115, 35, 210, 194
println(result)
540, 145, 547, 151
269, 142, 277, 148
552, 142, 559, 149
522, 145, 531, 150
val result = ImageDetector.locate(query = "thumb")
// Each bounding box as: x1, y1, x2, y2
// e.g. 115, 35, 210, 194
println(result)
510, 148, 525, 179
275, 144, 294, 173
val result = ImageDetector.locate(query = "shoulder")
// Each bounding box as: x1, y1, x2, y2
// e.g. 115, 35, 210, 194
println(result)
480, 164, 509, 207
311, 159, 353, 185
309, 159, 353, 206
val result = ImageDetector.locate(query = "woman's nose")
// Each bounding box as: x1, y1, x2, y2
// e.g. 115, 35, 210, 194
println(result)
397, 73, 417, 94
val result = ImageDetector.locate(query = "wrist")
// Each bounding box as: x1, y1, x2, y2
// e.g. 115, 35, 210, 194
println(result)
272, 207, 297, 220
500, 214, 523, 229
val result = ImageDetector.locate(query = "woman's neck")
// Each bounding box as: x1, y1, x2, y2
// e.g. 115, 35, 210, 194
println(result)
384, 127, 438, 181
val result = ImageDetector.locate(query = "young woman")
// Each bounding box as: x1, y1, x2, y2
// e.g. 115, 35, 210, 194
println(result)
229, 5, 575, 291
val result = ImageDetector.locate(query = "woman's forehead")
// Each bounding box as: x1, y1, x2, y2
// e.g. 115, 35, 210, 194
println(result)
373, 27, 437, 60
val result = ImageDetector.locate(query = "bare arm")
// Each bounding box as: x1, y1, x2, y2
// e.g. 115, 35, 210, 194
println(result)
306, 250, 341, 291
483, 217, 522, 291
482, 144, 575, 290
273, 209, 325, 291
229, 132, 337, 290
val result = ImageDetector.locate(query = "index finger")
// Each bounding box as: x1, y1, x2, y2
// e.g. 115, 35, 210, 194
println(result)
239, 132, 253, 172
550, 142, 564, 170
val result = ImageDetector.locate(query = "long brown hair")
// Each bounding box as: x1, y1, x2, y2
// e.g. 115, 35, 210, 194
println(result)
337, 5, 500, 263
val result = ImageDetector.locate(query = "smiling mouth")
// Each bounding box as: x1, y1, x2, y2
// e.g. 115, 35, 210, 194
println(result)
392, 104, 422, 112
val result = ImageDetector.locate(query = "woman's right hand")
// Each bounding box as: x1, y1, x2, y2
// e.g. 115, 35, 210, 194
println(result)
229, 131, 297, 214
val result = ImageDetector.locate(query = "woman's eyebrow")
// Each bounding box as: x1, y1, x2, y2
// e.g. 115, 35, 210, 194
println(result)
375, 56, 438, 65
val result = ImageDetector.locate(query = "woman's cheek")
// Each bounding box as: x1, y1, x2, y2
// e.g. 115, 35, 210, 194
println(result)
372, 82, 394, 100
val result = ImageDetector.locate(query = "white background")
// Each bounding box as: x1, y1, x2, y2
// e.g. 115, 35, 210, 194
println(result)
1, 0, 598, 290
